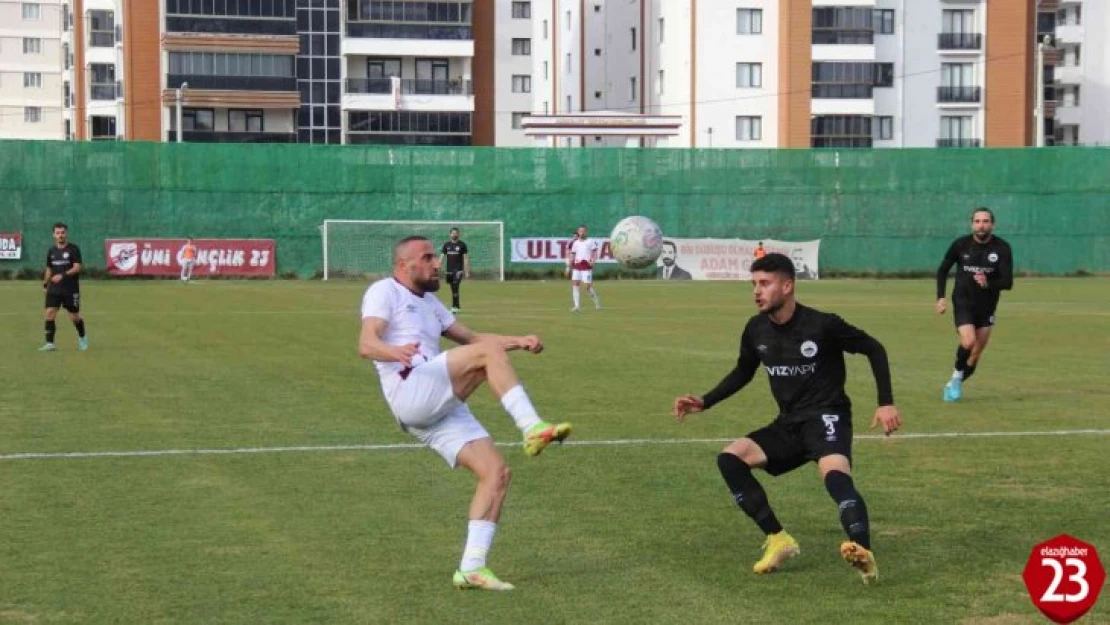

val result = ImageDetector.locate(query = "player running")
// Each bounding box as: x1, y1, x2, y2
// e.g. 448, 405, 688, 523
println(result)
179, 238, 197, 282
40, 222, 88, 352
565, 224, 601, 312
440, 228, 469, 313
673, 253, 902, 584
359, 236, 572, 591
935, 207, 1014, 402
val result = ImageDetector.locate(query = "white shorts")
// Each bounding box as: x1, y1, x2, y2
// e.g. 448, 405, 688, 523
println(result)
385, 353, 490, 467
571, 269, 593, 283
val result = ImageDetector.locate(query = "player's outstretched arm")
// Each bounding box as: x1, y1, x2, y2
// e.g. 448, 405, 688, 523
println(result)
358, 317, 418, 366
829, 315, 902, 436
442, 322, 543, 354
935, 240, 958, 308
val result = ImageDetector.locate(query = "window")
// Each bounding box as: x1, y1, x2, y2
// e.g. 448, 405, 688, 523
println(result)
511, 112, 527, 129
183, 109, 215, 131
942, 9, 974, 33
90, 116, 117, 139
543, 19, 548, 40
1074, 85, 1081, 106
630, 76, 637, 100
631, 27, 637, 51
594, 48, 601, 56
737, 9, 762, 34
812, 62, 892, 98
24, 107, 42, 123
594, 90, 601, 99
90, 64, 116, 100
367, 58, 401, 79
658, 69, 664, 95
512, 74, 531, 93
168, 52, 295, 76
512, 38, 531, 55
812, 7, 873, 44
23, 72, 42, 88
22, 2, 41, 20
736, 63, 762, 88
811, 115, 873, 147
1076, 5, 1082, 25
941, 63, 974, 87
736, 116, 762, 141
1072, 45, 1081, 67
566, 94, 572, 111
658, 18, 664, 43
566, 10, 571, 30
511, 1, 530, 19
543, 61, 548, 79
566, 52, 571, 73
875, 116, 893, 140
229, 110, 264, 132
23, 38, 42, 54
874, 9, 894, 34
940, 116, 973, 140
89, 10, 115, 47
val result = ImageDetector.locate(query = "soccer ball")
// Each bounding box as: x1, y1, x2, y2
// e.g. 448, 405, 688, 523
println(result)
609, 216, 664, 269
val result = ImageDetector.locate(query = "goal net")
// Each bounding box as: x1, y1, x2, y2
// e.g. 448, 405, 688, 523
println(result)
321, 220, 504, 281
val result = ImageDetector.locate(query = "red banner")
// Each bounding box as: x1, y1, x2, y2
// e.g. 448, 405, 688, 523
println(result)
0, 232, 21, 260
104, 238, 276, 277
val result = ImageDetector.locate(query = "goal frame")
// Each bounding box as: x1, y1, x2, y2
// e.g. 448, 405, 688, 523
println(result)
321, 219, 505, 281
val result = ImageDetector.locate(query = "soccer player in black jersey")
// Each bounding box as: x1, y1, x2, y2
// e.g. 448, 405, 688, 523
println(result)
40, 222, 88, 352
936, 208, 1013, 402
440, 228, 469, 313
673, 253, 901, 584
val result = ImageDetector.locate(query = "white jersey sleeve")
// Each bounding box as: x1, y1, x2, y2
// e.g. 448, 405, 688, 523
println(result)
361, 279, 396, 320
430, 292, 457, 333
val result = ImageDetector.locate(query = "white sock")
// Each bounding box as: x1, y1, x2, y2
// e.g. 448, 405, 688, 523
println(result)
588, 286, 600, 306
459, 520, 497, 572
951, 370, 963, 380
500, 385, 542, 432
572, 286, 581, 308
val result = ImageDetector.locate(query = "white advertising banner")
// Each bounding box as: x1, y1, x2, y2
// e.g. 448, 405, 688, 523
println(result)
510, 236, 820, 280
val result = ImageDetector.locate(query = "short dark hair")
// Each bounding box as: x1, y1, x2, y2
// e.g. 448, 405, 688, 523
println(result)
662, 239, 677, 251
750, 252, 795, 281
393, 235, 430, 262
450, 227, 459, 233
972, 207, 995, 223
53, 222, 67, 231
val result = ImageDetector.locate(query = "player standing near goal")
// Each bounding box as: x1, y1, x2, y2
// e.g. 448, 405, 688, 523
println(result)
673, 253, 901, 584
440, 228, 469, 313
40, 222, 88, 352
359, 236, 572, 591
565, 224, 601, 312
935, 207, 1014, 402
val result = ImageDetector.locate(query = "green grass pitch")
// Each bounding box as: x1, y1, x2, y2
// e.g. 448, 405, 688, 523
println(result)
1, 278, 1108, 624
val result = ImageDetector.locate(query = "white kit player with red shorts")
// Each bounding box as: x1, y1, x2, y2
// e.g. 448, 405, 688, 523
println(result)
566, 225, 602, 312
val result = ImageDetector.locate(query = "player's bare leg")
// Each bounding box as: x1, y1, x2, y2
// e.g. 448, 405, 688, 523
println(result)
446, 343, 571, 456
718, 438, 799, 574
963, 327, 992, 382
945, 324, 978, 401
570, 279, 581, 311
817, 455, 877, 584
40, 306, 59, 351
452, 439, 515, 590
585, 280, 601, 309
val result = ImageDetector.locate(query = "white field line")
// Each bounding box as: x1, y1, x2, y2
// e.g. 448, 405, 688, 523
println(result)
1, 429, 1108, 461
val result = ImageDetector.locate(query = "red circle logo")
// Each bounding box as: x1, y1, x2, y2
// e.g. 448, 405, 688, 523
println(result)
1022, 535, 1105, 624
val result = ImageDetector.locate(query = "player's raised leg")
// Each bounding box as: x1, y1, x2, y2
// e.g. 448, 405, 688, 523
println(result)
818, 455, 877, 584
718, 436, 799, 574
452, 438, 515, 590
445, 340, 571, 456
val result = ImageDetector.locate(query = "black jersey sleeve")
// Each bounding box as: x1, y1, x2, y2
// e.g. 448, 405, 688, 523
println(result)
826, 314, 895, 407
936, 239, 959, 299
701, 324, 761, 410
460, 241, 468, 255
989, 241, 1013, 292
70, 245, 82, 265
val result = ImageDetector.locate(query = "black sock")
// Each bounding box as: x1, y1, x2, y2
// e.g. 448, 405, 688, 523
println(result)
955, 346, 971, 374
824, 470, 871, 550
45, 320, 56, 343
963, 363, 977, 381
717, 453, 784, 535
74, 319, 86, 338
450, 281, 460, 308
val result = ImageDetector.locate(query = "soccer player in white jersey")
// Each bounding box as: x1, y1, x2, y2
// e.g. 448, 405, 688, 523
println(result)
359, 235, 573, 591
565, 224, 602, 311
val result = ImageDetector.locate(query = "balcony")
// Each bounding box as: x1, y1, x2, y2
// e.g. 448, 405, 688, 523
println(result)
937, 86, 981, 104
812, 29, 874, 45
936, 139, 982, 148
346, 78, 473, 96
811, 137, 873, 148
167, 131, 296, 143
938, 33, 982, 51
90, 82, 119, 101
346, 22, 472, 40
90, 30, 115, 47
812, 84, 874, 99
166, 74, 297, 92
347, 133, 472, 146
165, 16, 297, 35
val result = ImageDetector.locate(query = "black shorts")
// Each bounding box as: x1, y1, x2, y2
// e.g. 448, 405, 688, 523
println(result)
446, 270, 464, 285
747, 412, 852, 477
45, 290, 80, 313
953, 299, 996, 329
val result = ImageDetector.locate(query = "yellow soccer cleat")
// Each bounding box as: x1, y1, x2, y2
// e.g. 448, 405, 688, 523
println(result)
753, 531, 801, 574
453, 567, 515, 591
523, 422, 572, 457
840, 541, 879, 584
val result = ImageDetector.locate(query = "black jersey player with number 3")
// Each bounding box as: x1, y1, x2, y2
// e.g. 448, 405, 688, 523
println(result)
40, 222, 88, 352
673, 253, 902, 584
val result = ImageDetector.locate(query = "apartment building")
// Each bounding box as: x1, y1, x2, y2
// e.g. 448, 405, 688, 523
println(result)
1049, 0, 1108, 146
529, 0, 1039, 149
0, 0, 66, 140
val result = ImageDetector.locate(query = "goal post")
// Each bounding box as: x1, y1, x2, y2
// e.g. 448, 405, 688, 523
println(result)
321, 220, 504, 281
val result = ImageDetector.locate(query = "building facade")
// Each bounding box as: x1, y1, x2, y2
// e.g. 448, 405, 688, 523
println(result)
0, 0, 66, 140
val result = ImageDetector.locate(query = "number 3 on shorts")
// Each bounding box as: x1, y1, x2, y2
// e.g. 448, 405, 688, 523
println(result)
821, 414, 840, 437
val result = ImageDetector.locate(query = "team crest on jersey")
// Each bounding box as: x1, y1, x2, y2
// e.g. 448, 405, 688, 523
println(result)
800, 341, 818, 358
405, 304, 418, 313
63, 252, 69, 259
757, 344, 768, 353
988, 252, 998, 263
